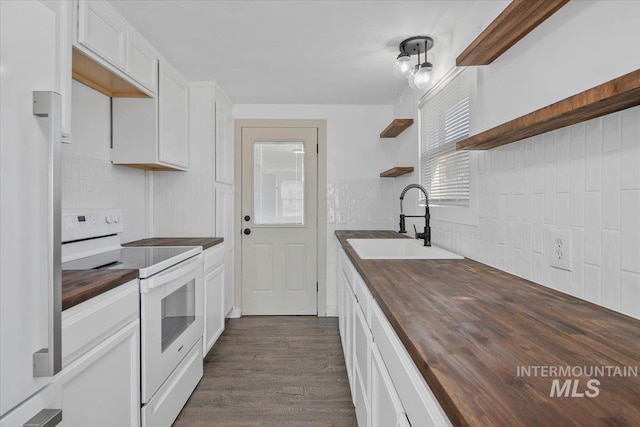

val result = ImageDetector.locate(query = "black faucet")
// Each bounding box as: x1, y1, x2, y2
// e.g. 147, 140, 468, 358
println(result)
399, 184, 431, 246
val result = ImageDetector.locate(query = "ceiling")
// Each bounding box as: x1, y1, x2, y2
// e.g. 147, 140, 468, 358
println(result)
110, 0, 479, 105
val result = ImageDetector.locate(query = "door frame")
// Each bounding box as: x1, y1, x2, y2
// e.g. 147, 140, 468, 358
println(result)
234, 119, 328, 316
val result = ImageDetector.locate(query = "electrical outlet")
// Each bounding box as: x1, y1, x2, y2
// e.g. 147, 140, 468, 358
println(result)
548, 229, 572, 271
328, 211, 336, 224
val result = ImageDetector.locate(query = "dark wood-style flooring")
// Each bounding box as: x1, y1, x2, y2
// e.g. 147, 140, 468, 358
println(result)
173, 316, 357, 427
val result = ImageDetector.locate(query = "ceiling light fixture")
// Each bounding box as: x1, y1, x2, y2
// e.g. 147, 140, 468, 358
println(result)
393, 36, 434, 91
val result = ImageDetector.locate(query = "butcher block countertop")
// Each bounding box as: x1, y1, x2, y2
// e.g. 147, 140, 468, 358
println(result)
336, 230, 640, 427
123, 237, 223, 250
62, 269, 138, 311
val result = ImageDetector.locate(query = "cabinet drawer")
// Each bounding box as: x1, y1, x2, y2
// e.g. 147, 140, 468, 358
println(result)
371, 302, 452, 427
62, 279, 138, 368
142, 339, 203, 427
355, 273, 372, 326
204, 243, 225, 273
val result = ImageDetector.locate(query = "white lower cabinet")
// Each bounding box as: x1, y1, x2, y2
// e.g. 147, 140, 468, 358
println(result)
354, 304, 372, 427
56, 320, 140, 427
338, 250, 452, 427
344, 273, 356, 403
371, 344, 406, 427
203, 244, 225, 356
1, 280, 144, 427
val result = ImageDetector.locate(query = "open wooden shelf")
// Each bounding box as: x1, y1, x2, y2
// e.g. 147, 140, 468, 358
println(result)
456, 69, 640, 151
456, 0, 570, 66
380, 119, 413, 138
380, 167, 414, 178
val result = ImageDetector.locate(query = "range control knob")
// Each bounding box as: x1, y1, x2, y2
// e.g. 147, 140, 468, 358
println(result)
105, 216, 113, 224
114, 215, 120, 223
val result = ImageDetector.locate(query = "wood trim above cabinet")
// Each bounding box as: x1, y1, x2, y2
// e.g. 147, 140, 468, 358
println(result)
380, 119, 413, 138
456, 69, 640, 150
456, 0, 570, 66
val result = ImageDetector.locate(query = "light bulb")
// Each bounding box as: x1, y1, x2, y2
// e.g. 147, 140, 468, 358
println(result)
393, 54, 413, 79
408, 65, 421, 90
410, 62, 433, 91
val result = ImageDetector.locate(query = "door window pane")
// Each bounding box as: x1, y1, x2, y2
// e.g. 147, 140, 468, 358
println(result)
254, 142, 305, 225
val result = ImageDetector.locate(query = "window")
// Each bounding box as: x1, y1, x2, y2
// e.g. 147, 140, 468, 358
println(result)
419, 69, 470, 207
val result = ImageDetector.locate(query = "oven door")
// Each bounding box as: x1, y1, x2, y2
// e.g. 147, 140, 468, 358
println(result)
140, 254, 203, 404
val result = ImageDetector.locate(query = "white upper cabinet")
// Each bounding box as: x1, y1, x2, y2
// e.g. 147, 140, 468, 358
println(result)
77, 0, 127, 71
73, 0, 158, 97
158, 62, 189, 168
127, 31, 158, 94
215, 94, 234, 184
112, 61, 189, 171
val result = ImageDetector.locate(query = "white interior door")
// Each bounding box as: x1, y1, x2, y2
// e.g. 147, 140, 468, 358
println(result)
241, 127, 318, 315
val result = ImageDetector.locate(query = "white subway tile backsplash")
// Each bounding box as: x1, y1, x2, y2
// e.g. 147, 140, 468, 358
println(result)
569, 228, 584, 297
620, 108, 640, 190
544, 133, 556, 163
570, 123, 586, 159
556, 193, 570, 229
544, 162, 555, 224
601, 151, 620, 230
584, 192, 602, 265
602, 113, 621, 152
583, 264, 601, 304
556, 128, 570, 193
555, 269, 570, 293
569, 192, 585, 228
620, 190, 640, 274
620, 272, 640, 319
600, 230, 621, 311
585, 118, 602, 191
429, 106, 640, 319
533, 138, 546, 194
532, 253, 543, 284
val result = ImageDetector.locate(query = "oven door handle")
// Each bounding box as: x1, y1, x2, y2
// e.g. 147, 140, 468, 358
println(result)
141, 254, 203, 293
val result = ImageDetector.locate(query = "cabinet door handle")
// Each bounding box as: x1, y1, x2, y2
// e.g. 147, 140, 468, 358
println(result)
23, 409, 62, 427
243, 228, 251, 235
244, 215, 251, 221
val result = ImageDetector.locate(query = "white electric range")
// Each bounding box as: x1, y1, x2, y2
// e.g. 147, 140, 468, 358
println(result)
61, 209, 204, 427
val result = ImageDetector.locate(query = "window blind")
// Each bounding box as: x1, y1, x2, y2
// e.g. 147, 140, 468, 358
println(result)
419, 69, 470, 207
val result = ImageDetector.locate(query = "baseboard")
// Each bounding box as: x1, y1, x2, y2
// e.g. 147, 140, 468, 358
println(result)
325, 306, 338, 317
226, 307, 242, 318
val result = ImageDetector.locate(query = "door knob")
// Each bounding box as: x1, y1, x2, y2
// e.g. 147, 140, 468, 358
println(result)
243, 228, 251, 235
244, 215, 251, 221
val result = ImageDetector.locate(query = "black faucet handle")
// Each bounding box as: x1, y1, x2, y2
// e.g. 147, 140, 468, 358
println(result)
399, 214, 406, 233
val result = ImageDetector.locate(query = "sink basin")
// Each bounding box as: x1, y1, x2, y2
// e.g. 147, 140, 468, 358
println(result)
347, 238, 463, 260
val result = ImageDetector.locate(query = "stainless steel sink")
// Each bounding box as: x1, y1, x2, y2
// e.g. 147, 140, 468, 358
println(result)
347, 238, 463, 260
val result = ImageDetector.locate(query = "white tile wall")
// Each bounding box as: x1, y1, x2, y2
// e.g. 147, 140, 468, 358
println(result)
431, 106, 640, 320
62, 81, 148, 243
326, 177, 398, 313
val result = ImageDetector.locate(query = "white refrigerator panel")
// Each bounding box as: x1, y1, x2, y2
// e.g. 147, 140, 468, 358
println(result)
0, 0, 58, 417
